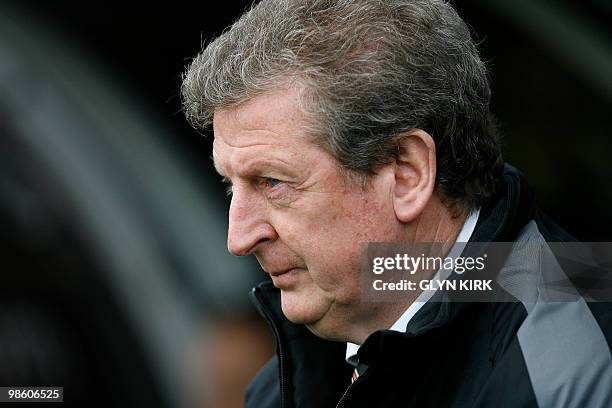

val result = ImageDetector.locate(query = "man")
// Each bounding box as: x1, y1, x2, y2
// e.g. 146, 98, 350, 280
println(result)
181, 0, 612, 406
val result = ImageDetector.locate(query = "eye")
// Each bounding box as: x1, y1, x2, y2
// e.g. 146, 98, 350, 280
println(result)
258, 177, 285, 195
265, 178, 283, 189
259, 177, 295, 206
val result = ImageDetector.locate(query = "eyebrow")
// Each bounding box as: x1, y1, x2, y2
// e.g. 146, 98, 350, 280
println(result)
212, 152, 298, 181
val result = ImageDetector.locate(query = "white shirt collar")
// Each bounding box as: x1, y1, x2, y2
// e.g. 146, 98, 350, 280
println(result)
346, 208, 480, 366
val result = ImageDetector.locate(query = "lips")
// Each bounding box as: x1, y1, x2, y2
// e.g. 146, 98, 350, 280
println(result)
268, 268, 302, 288
268, 267, 296, 277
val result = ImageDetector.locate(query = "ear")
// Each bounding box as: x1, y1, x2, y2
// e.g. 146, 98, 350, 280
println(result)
392, 129, 436, 223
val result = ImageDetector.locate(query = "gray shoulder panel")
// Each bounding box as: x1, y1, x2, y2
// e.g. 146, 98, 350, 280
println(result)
497, 221, 612, 408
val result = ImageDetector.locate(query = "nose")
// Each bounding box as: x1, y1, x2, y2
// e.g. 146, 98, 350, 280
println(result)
227, 187, 278, 256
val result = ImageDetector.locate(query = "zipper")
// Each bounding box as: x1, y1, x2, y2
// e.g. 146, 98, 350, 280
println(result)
336, 363, 370, 407
335, 382, 354, 408
250, 286, 291, 408
335, 373, 365, 408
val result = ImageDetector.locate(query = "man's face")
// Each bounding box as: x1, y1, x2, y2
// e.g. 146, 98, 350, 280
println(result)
212, 89, 405, 339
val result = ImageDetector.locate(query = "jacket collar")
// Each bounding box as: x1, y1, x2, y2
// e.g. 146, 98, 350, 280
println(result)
250, 282, 353, 407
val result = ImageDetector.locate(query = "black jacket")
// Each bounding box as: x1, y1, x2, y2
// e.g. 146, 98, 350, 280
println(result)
245, 165, 612, 407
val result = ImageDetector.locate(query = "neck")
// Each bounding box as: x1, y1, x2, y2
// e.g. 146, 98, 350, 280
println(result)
412, 192, 467, 245
345, 194, 469, 344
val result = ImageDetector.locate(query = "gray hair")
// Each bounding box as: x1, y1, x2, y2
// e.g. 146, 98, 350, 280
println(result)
181, 0, 503, 210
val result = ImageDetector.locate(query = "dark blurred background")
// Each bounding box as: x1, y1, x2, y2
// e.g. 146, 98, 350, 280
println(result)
0, 1, 610, 407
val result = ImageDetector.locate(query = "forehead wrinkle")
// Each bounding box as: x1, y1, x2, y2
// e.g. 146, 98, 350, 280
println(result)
212, 135, 270, 177
213, 137, 301, 181
218, 129, 295, 149
212, 89, 313, 180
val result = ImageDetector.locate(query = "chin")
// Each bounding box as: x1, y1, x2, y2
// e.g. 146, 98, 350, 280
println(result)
280, 291, 348, 341
279, 289, 329, 325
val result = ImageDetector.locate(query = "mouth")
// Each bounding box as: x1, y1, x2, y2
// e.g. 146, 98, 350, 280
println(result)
269, 267, 302, 288
268, 268, 292, 277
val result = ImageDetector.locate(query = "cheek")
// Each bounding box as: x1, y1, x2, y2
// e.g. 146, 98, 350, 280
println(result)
305, 195, 367, 253
299, 194, 393, 285
330, 193, 396, 242
270, 189, 396, 293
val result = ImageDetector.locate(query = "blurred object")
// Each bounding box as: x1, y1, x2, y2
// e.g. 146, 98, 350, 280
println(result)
0, 3, 262, 407
205, 318, 273, 408
458, 0, 612, 240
